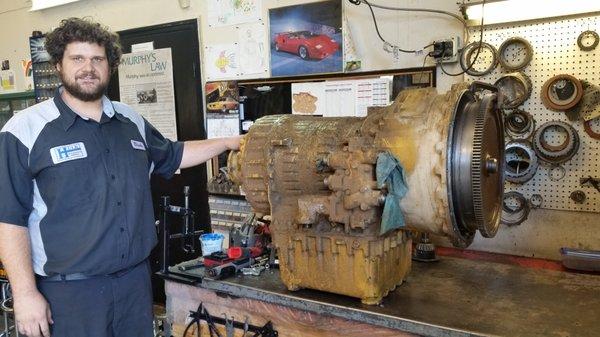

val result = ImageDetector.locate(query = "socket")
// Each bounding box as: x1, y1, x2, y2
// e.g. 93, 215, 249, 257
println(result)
430, 36, 461, 63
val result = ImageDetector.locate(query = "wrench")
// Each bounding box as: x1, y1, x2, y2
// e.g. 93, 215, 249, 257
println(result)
242, 316, 249, 337
224, 313, 235, 337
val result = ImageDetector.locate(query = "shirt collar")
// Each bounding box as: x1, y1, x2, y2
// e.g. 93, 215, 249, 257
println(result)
53, 86, 116, 130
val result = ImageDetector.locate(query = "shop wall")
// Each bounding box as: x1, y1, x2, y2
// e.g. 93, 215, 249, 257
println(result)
0, 0, 597, 260
0, 0, 464, 92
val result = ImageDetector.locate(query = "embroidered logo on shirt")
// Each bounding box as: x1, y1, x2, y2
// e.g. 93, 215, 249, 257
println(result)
131, 140, 146, 151
50, 142, 88, 164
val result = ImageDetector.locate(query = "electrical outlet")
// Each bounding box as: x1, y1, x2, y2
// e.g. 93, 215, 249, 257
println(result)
431, 36, 461, 63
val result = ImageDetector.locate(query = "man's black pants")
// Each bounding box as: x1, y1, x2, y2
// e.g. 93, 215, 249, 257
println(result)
36, 260, 153, 337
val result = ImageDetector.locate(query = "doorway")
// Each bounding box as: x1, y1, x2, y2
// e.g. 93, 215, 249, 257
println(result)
107, 19, 208, 303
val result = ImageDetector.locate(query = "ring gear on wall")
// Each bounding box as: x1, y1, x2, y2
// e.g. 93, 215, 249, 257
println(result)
500, 191, 530, 226
577, 30, 599, 51
505, 140, 538, 184
584, 117, 600, 140
505, 109, 535, 139
548, 165, 566, 181
460, 41, 498, 77
541, 74, 584, 112
498, 37, 533, 71
533, 121, 580, 164
495, 72, 532, 109
529, 194, 543, 208
570, 190, 587, 204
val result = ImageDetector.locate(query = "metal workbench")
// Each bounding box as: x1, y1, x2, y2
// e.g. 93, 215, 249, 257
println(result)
164, 256, 600, 337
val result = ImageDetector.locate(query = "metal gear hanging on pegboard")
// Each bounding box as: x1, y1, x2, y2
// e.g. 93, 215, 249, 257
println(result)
466, 16, 600, 213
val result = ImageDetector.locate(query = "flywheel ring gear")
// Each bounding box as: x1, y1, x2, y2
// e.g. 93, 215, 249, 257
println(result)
495, 72, 532, 109
498, 37, 533, 71
577, 30, 599, 51
541, 74, 584, 111
500, 191, 530, 226
584, 117, 600, 140
504, 140, 539, 184
505, 109, 535, 139
533, 121, 580, 164
472, 94, 504, 237
447, 82, 505, 247
460, 41, 498, 77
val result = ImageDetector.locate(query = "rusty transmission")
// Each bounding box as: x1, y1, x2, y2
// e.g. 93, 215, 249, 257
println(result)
228, 82, 505, 304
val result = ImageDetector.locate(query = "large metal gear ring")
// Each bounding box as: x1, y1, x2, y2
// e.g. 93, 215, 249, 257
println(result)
548, 165, 566, 181
504, 140, 538, 184
498, 37, 533, 71
495, 72, 532, 109
541, 75, 584, 111
500, 191, 530, 226
460, 41, 498, 77
584, 117, 600, 140
533, 121, 580, 164
577, 30, 599, 51
505, 109, 535, 139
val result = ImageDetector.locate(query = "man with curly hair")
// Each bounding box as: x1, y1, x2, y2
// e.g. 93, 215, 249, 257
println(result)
0, 18, 242, 337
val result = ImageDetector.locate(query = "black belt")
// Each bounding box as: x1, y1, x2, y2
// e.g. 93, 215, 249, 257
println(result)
36, 260, 146, 282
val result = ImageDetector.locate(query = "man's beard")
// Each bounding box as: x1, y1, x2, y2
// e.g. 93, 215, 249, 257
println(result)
59, 71, 109, 102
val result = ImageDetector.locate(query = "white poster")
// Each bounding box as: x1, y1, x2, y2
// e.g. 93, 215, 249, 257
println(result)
323, 80, 355, 117
236, 23, 268, 76
208, 0, 261, 27
290, 78, 391, 118
117, 48, 178, 141
205, 44, 239, 81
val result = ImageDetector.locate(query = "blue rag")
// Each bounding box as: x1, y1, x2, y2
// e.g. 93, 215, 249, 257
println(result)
376, 151, 408, 235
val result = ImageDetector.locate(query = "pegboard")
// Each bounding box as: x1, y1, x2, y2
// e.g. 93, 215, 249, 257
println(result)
466, 15, 600, 213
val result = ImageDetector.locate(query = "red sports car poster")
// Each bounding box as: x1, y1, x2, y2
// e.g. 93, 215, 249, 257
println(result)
269, 0, 343, 77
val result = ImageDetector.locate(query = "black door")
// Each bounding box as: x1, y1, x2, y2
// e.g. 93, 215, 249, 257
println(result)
107, 19, 207, 303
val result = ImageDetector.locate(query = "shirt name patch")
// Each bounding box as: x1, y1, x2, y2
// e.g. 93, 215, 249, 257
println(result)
50, 142, 88, 164
131, 140, 146, 151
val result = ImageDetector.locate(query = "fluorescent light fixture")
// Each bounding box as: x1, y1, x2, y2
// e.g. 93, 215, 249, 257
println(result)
30, 0, 81, 11
465, 0, 600, 26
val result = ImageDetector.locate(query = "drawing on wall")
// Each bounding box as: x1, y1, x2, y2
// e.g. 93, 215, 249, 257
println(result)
269, 0, 343, 77
292, 92, 318, 115
207, 116, 240, 139
342, 14, 361, 72
205, 81, 239, 114
205, 44, 239, 80
237, 23, 268, 76
208, 0, 261, 27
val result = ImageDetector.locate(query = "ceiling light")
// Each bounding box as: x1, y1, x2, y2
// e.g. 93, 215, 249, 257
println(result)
464, 0, 600, 26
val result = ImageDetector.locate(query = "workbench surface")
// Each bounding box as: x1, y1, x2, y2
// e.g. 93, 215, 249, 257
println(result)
165, 256, 600, 337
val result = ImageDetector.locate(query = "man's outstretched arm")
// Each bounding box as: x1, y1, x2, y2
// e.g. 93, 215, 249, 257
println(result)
0, 223, 53, 337
179, 135, 243, 169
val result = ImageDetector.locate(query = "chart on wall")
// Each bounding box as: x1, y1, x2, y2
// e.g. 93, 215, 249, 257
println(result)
118, 48, 178, 141
269, 0, 343, 77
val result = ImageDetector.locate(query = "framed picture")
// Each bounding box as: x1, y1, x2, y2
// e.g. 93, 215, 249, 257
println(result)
269, 0, 343, 77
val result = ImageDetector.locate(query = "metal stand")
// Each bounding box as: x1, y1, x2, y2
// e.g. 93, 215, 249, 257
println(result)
0, 280, 18, 337
159, 186, 204, 279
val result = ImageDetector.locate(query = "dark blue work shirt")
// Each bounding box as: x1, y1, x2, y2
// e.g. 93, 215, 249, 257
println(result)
0, 88, 184, 276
